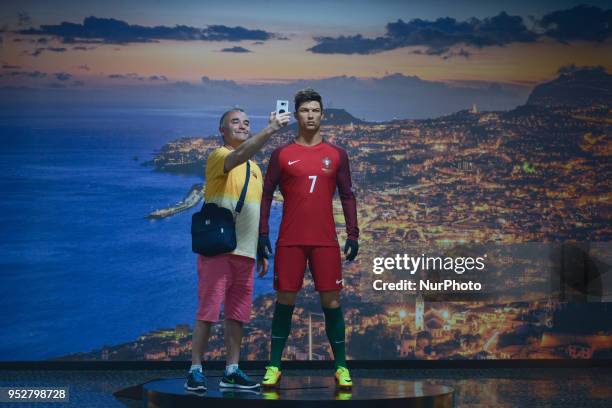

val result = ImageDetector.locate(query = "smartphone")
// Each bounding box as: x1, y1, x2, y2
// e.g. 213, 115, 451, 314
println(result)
276, 100, 289, 115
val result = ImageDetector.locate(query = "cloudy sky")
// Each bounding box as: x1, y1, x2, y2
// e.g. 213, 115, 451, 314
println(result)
1, 0, 611, 118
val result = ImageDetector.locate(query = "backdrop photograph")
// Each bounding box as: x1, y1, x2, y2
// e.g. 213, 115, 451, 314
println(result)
1, 0, 611, 367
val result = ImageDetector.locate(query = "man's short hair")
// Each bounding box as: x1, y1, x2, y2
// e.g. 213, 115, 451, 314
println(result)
219, 108, 245, 129
294, 88, 323, 112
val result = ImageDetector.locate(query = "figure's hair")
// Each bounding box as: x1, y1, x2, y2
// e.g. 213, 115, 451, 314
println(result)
294, 88, 323, 111
219, 108, 245, 129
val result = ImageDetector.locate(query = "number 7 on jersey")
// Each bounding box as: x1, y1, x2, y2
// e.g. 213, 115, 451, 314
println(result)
308, 175, 317, 193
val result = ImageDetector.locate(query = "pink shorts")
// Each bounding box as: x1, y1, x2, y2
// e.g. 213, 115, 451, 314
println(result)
196, 253, 255, 324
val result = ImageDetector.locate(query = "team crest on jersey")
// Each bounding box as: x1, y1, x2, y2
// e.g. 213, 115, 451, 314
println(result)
321, 157, 332, 172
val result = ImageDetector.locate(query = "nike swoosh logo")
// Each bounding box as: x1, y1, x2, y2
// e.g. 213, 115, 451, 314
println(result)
288, 160, 301, 165
336, 279, 343, 285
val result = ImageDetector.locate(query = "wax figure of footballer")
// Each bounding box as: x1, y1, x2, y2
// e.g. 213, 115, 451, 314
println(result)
258, 88, 359, 389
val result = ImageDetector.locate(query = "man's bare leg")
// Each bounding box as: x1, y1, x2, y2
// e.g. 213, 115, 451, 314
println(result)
319, 290, 340, 309
277, 291, 298, 306
225, 318, 243, 365
220, 318, 259, 388
191, 319, 212, 365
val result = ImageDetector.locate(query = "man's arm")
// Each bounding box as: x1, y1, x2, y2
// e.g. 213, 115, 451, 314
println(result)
336, 149, 359, 261
224, 112, 290, 173
258, 148, 282, 258
337, 150, 359, 240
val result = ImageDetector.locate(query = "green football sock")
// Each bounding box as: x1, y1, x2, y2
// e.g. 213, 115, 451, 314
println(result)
270, 302, 294, 368
323, 306, 346, 369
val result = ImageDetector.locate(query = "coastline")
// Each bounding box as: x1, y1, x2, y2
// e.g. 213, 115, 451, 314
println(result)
146, 183, 204, 219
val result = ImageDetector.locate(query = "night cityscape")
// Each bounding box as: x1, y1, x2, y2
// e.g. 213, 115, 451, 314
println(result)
60, 68, 612, 362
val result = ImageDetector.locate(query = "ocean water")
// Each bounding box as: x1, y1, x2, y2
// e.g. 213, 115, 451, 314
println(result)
0, 108, 280, 360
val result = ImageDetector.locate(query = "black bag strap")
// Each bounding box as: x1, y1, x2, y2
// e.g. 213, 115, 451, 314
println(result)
235, 161, 250, 214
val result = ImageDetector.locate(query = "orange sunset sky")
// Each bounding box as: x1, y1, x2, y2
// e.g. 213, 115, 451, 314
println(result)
1, 0, 611, 87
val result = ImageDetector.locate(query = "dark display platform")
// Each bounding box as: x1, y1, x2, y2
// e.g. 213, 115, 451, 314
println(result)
142, 374, 454, 407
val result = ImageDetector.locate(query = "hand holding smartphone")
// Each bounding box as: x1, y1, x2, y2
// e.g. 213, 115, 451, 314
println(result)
270, 100, 291, 130
276, 100, 289, 115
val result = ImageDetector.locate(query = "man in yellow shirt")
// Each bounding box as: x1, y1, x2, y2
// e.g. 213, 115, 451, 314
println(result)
186, 108, 290, 391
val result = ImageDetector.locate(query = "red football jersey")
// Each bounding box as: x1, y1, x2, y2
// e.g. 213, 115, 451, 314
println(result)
259, 140, 359, 246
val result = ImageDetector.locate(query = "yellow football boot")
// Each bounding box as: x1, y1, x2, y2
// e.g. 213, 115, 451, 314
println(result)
334, 366, 352, 389
262, 365, 282, 388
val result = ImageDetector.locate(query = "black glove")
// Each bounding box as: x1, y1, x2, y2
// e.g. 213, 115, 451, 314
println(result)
258, 234, 273, 259
344, 239, 359, 261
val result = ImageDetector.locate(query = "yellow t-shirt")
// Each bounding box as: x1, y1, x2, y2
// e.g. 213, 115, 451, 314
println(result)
204, 146, 263, 259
